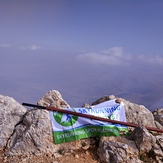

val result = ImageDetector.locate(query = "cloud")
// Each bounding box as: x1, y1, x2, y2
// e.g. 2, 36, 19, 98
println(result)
137, 55, 163, 65
99, 47, 124, 57
77, 47, 131, 66
77, 47, 163, 66
18, 45, 42, 50
0, 44, 11, 48
30, 45, 42, 50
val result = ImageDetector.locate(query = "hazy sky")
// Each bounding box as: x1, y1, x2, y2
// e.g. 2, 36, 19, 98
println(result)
0, 0, 163, 111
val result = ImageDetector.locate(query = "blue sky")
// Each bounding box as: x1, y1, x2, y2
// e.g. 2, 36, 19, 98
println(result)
1, 0, 163, 53
0, 0, 163, 111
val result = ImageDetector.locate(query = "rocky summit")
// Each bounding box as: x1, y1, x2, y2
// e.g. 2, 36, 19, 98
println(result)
0, 90, 163, 163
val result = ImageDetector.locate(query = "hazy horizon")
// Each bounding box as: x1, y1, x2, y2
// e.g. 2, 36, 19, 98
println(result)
1, 1, 163, 111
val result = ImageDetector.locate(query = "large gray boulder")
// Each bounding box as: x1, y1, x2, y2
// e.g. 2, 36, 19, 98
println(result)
5, 109, 55, 156
37, 90, 70, 108
153, 108, 163, 127
5, 90, 92, 157
0, 95, 27, 151
97, 136, 142, 163
122, 99, 156, 128
154, 135, 163, 162
131, 126, 156, 154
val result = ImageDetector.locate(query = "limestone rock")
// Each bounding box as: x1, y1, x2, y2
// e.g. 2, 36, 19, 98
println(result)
37, 90, 70, 108
0, 95, 27, 151
5, 109, 55, 156
154, 120, 163, 130
152, 135, 163, 162
82, 103, 92, 108
153, 108, 163, 126
123, 99, 156, 128
156, 135, 163, 148
92, 95, 116, 105
5, 90, 92, 157
97, 136, 142, 163
131, 126, 156, 154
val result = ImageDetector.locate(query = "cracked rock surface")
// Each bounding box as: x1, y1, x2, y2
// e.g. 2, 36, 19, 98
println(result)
5, 109, 55, 156
97, 136, 141, 163
0, 95, 27, 151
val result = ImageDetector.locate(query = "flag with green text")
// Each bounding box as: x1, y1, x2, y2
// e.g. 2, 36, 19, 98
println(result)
49, 100, 128, 144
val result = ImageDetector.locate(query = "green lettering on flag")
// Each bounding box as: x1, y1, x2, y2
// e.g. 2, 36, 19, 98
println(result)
53, 125, 128, 144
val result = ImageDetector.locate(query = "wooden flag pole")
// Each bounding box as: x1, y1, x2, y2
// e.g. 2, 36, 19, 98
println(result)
22, 103, 163, 133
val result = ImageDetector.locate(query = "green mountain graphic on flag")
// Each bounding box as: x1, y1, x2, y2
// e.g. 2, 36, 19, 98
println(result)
53, 108, 78, 127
